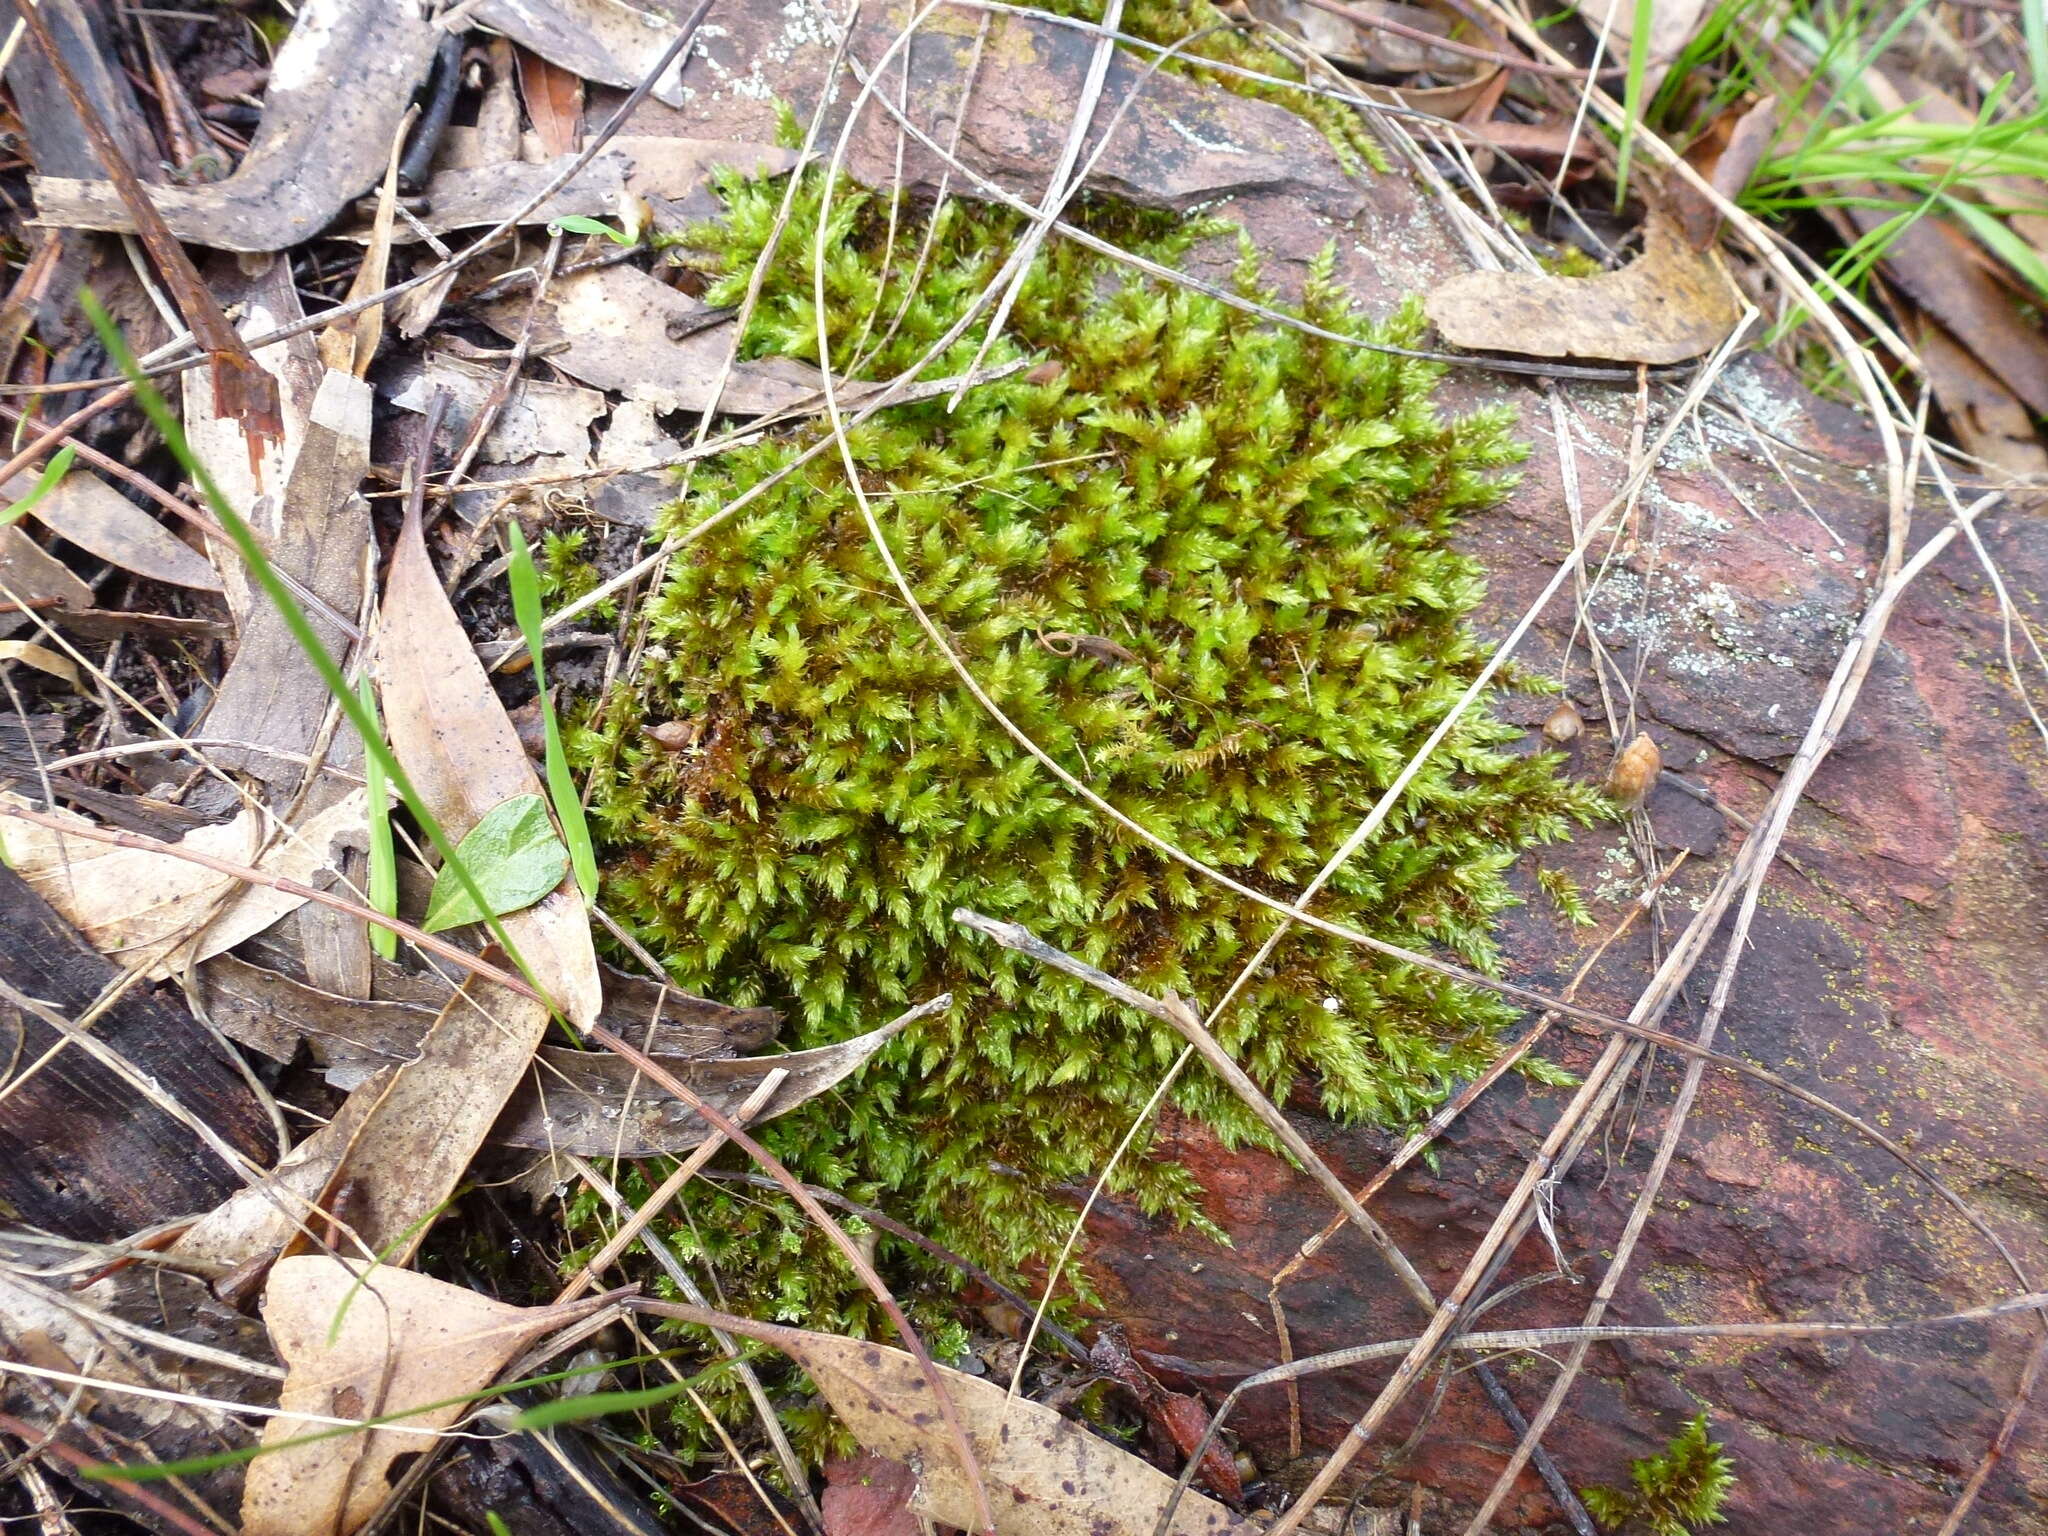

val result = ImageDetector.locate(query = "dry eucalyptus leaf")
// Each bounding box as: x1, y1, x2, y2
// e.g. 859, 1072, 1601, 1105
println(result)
0, 639, 83, 688
1251, 0, 1502, 116
651, 1302, 1257, 1536
164, 981, 560, 1294
181, 257, 325, 628
291, 978, 553, 1263
1247, 0, 1467, 76
484, 264, 1033, 419
4, 468, 222, 592
387, 351, 606, 464
28, 0, 442, 252
0, 788, 366, 976
1841, 201, 2048, 417
361, 137, 793, 241
200, 954, 919, 1156
479, 263, 844, 418
198, 365, 373, 810
1673, 94, 1780, 248
242, 1256, 607, 1536
0, 524, 95, 639
168, 1081, 390, 1280
471, 0, 698, 108
200, 951, 762, 1071
244, 469, 609, 1278
516, 44, 583, 159
1424, 213, 1740, 365
1909, 313, 2048, 508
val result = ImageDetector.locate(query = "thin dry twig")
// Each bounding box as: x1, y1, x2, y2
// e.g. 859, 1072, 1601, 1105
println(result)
0, 0, 720, 401
1300, 0, 1625, 78
947, 0, 1126, 403
1152, 1283, 2048, 1526
0, 1410, 218, 1536
14, 1, 279, 448
563, 1155, 826, 1534
952, 910, 1593, 1525
554, 1070, 787, 1303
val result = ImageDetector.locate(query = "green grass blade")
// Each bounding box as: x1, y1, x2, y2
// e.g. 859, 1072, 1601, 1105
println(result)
1615, 0, 1659, 212
358, 674, 398, 961
1944, 193, 2048, 304
324, 1190, 467, 1348
2023, 0, 2046, 109
505, 520, 598, 903
1808, 0, 1934, 129
0, 445, 76, 527
80, 1348, 673, 1483
508, 1374, 697, 1429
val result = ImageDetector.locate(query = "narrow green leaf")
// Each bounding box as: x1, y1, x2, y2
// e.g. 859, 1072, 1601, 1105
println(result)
1944, 194, 2048, 305
324, 1189, 465, 1347
81, 1350, 665, 1483
0, 445, 77, 527
1614, 0, 1658, 213
422, 794, 569, 933
547, 214, 633, 245
506, 521, 598, 902
358, 674, 398, 960
509, 1375, 695, 1429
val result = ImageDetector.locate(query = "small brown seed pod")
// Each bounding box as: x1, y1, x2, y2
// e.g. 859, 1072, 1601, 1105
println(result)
1542, 701, 1583, 744
645, 719, 703, 753
1608, 731, 1661, 808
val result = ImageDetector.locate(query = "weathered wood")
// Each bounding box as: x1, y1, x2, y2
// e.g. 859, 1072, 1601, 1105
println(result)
0, 864, 273, 1238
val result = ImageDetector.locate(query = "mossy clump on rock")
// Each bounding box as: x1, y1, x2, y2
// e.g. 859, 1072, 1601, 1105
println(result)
1582, 1413, 1737, 1535
575, 169, 1604, 1334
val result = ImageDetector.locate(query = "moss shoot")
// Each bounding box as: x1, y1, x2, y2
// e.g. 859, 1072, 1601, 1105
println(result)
574, 171, 1604, 1343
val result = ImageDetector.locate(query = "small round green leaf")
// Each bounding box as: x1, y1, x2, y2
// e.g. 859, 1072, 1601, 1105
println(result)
422, 793, 570, 933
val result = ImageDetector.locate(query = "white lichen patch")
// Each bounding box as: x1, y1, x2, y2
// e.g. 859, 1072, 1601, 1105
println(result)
1164, 114, 1248, 154
1586, 555, 1852, 685
1716, 365, 1806, 440
1646, 481, 1734, 538
1593, 839, 1644, 904
685, 4, 833, 104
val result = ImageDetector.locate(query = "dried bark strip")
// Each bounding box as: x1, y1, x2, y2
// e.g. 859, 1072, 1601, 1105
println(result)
0, 865, 272, 1239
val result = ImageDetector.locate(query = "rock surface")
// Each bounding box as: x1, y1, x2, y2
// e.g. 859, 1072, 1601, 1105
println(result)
1076, 180, 2048, 1536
